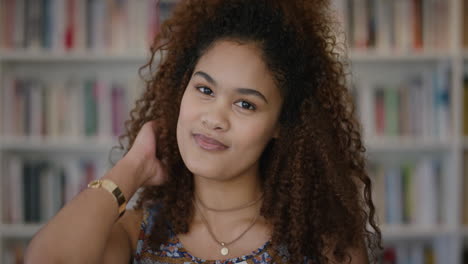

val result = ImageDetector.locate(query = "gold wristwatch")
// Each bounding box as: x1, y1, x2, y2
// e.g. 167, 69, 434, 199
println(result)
88, 179, 127, 218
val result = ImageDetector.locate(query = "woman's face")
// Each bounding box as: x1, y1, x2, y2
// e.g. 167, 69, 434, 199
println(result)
176, 40, 283, 181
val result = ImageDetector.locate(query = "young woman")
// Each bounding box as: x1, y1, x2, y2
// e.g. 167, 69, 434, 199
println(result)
26, 0, 381, 263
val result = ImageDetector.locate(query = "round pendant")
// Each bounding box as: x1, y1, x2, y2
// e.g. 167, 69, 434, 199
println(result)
220, 247, 229, 256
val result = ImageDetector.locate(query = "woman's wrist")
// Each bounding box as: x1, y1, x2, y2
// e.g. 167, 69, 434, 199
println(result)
102, 156, 147, 204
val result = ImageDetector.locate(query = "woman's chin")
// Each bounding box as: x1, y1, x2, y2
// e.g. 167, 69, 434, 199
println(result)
189, 168, 221, 180
186, 164, 229, 182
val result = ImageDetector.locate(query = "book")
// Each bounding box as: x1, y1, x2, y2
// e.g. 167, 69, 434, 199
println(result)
463, 152, 468, 225
464, 0, 468, 48
368, 163, 386, 224
464, 77, 468, 136
2, 239, 28, 264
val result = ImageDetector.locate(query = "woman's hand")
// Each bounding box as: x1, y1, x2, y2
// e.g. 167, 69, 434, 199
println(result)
124, 120, 168, 187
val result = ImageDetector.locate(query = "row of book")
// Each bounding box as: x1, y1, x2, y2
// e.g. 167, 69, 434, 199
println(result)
332, 0, 450, 52
463, 151, 468, 225
1, 156, 108, 224
463, 0, 468, 48
2, 239, 27, 264
354, 63, 451, 140
368, 157, 445, 226
380, 241, 446, 264
464, 77, 468, 136
0, 0, 177, 53
1, 75, 141, 139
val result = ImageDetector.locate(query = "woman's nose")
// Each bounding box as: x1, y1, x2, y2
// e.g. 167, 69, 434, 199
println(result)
201, 105, 230, 131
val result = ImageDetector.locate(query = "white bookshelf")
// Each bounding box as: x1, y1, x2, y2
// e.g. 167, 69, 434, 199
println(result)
340, 0, 465, 263
0, 0, 467, 263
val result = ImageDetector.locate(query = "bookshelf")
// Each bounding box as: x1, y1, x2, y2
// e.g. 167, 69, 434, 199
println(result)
0, 0, 177, 262
0, 0, 466, 263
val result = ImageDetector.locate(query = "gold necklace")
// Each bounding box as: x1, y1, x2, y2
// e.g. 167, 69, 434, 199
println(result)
195, 192, 264, 212
194, 198, 261, 256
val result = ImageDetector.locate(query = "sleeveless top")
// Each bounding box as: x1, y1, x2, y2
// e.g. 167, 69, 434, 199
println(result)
131, 203, 314, 264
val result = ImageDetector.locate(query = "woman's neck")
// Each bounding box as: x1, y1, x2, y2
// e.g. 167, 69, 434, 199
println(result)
194, 172, 262, 210
192, 168, 264, 224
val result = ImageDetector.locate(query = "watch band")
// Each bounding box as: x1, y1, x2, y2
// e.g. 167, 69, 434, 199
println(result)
88, 179, 127, 218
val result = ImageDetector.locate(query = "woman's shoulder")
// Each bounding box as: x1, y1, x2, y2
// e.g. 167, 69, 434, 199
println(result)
118, 202, 163, 253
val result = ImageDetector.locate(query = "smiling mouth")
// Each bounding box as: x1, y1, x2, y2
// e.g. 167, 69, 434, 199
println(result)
192, 133, 228, 151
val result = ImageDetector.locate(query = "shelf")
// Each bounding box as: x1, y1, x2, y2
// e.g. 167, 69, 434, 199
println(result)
1, 50, 451, 63
0, 136, 121, 153
0, 50, 452, 63
364, 137, 452, 153
0, 223, 43, 238
462, 227, 468, 237
349, 51, 452, 62
462, 51, 468, 59
381, 225, 453, 240
0, 51, 149, 63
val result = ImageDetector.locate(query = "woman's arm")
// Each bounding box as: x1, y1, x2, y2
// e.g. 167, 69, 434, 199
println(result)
100, 209, 143, 263
24, 121, 167, 264
24, 157, 145, 264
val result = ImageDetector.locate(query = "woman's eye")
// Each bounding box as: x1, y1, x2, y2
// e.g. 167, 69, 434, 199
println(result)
197, 86, 214, 96
235, 100, 256, 111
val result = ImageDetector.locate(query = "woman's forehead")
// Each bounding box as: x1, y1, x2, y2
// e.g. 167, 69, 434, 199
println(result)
192, 40, 280, 98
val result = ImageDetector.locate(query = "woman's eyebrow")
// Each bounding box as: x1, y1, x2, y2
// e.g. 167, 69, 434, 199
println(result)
193, 71, 269, 104
194, 71, 217, 86
235, 88, 268, 104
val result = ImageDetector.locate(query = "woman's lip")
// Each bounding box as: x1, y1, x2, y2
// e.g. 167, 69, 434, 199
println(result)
193, 133, 228, 151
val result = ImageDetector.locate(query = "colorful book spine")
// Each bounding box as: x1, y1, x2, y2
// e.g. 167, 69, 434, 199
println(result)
1, 156, 105, 224
463, 77, 468, 136
332, 0, 450, 52
369, 157, 444, 226
382, 243, 436, 264
1, 75, 139, 139
360, 68, 451, 140
0, 0, 178, 53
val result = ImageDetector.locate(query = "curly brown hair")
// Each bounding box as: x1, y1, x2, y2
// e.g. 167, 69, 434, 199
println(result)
117, 0, 382, 263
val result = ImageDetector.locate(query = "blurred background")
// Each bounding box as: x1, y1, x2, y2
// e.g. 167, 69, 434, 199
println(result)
0, 0, 466, 263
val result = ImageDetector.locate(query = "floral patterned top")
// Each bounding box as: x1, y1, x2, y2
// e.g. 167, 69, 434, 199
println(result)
131, 203, 312, 264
